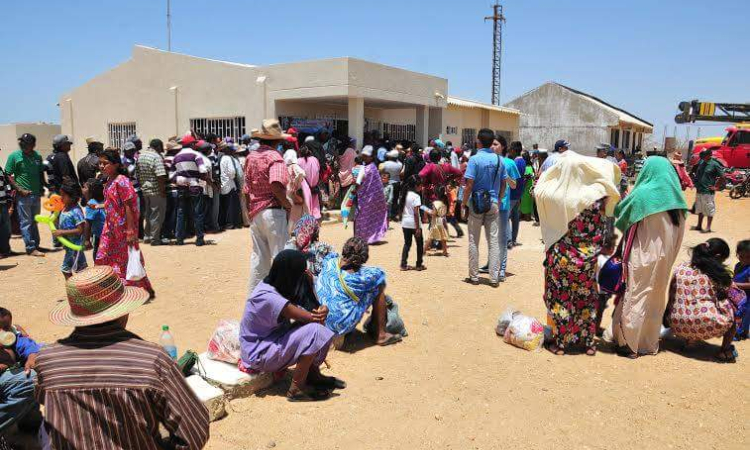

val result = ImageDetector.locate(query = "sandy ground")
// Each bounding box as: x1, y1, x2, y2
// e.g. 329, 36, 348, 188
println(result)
2, 191, 749, 450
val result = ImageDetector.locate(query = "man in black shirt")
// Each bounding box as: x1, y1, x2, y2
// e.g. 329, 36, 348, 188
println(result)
77, 138, 103, 183
46, 135, 79, 194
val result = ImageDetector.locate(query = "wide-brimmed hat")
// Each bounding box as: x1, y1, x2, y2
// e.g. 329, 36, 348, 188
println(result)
50, 266, 150, 327
670, 150, 684, 164
165, 140, 182, 152
251, 119, 290, 141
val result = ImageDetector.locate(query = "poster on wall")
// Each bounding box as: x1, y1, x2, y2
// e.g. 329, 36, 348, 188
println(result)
279, 117, 335, 133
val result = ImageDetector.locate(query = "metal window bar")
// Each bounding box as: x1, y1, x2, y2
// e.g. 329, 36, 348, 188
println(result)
189, 117, 246, 142
108, 122, 137, 148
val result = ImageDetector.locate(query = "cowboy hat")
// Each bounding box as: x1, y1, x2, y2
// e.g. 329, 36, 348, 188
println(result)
165, 140, 182, 152
669, 150, 684, 164
49, 266, 150, 326
251, 119, 290, 141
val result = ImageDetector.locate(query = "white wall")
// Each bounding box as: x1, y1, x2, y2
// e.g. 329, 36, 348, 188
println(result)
0, 123, 61, 167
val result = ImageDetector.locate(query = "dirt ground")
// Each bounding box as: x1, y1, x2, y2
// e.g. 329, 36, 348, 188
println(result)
2, 191, 749, 450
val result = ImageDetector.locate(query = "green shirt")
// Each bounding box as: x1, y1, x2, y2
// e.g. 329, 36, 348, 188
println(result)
5, 150, 44, 195
695, 158, 724, 195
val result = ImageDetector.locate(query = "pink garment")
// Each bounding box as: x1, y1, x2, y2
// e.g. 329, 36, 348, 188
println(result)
672, 162, 693, 190
298, 156, 321, 219
338, 148, 357, 187
287, 165, 310, 232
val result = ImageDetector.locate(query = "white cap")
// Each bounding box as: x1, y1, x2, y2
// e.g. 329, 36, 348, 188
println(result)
360, 145, 374, 157
305, 136, 315, 143
386, 149, 399, 159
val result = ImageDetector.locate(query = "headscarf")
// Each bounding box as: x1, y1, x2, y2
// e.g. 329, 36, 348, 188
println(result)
293, 215, 319, 252
614, 156, 687, 232
283, 149, 298, 166
338, 147, 357, 187
264, 250, 308, 300
341, 237, 369, 271
535, 150, 622, 250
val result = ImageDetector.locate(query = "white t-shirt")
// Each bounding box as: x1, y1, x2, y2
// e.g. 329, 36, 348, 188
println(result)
401, 191, 422, 229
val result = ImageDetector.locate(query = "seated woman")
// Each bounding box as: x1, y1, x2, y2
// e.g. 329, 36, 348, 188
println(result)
239, 250, 345, 402
665, 238, 737, 363
316, 236, 402, 346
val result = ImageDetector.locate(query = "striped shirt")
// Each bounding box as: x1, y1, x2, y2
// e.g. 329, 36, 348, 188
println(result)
35, 323, 209, 450
173, 149, 208, 195
136, 149, 167, 196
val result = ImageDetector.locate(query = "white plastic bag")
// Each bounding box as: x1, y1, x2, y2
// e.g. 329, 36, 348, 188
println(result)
503, 314, 545, 352
126, 246, 147, 281
495, 308, 521, 336
206, 320, 241, 364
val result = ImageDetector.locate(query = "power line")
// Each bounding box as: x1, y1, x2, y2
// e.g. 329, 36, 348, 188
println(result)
485, 1, 506, 106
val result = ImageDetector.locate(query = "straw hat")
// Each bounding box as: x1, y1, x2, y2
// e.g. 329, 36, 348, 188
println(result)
165, 140, 182, 152
50, 266, 150, 326
251, 119, 290, 141
670, 150, 684, 164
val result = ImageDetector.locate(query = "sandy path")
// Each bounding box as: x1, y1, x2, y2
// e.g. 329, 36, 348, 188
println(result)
2, 192, 748, 450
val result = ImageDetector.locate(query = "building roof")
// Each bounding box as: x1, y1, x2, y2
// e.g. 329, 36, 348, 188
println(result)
553, 82, 653, 130
447, 96, 520, 115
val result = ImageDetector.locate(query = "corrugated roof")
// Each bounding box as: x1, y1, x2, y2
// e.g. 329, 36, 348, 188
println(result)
554, 83, 653, 130
447, 96, 520, 115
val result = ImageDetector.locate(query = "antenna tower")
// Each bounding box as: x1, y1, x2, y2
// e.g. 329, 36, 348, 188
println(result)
484, 1, 506, 105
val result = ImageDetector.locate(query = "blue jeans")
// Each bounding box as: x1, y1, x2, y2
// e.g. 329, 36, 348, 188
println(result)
509, 199, 521, 244
0, 204, 11, 254
497, 208, 510, 276
0, 369, 37, 432
176, 190, 205, 242
16, 194, 41, 253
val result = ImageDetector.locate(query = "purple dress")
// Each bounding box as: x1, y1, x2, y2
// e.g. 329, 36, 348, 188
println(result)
240, 282, 334, 373
355, 163, 388, 244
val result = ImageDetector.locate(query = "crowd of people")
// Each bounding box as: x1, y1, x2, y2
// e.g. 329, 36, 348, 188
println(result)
0, 117, 748, 448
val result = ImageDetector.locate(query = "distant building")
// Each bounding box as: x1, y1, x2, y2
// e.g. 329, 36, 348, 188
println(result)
0, 122, 61, 167
504, 82, 652, 156
60, 45, 519, 162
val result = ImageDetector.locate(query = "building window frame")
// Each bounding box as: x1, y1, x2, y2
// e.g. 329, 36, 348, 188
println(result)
189, 116, 246, 142
446, 125, 458, 135
108, 122, 137, 149
461, 128, 477, 147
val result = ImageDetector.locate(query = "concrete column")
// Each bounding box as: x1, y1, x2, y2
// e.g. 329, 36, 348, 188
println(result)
428, 107, 443, 140
348, 97, 364, 150
415, 105, 428, 147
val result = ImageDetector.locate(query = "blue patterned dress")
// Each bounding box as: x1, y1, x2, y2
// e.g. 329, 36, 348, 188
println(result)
316, 253, 386, 335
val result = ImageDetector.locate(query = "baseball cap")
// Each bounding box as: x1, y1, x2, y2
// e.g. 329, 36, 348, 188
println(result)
125, 134, 141, 144
361, 145, 374, 157
53, 134, 73, 146
180, 133, 197, 146
554, 140, 570, 152
122, 142, 137, 152
18, 133, 36, 144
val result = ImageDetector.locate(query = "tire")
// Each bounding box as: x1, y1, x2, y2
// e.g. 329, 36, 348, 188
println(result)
729, 186, 745, 199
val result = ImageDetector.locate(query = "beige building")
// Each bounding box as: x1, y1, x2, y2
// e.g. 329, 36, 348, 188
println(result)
0, 123, 61, 167
60, 45, 519, 162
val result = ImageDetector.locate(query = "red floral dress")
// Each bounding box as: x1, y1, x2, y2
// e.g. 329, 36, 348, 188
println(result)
544, 200, 605, 349
95, 175, 153, 292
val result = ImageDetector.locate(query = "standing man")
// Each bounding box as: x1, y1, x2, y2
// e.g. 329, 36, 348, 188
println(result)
462, 129, 507, 287
419, 149, 462, 206
136, 139, 168, 246
47, 134, 79, 194
244, 119, 291, 294
507, 141, 526, 248
77, 138, 102, 183
36, 266, 209, 449
1, 146, 25, 257
692, 149, 725, 233
540, 139, 569, 173
5, 134, 45, 256
173, 134, 208, 246
381, 149, 403, 219
615, 149, 629, 196
480, 137, 518, 281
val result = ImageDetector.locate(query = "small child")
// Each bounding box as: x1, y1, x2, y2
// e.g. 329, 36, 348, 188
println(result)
54, 181, 87, 279
732, 239, 750, 339
399, 175, 425, 271
382, 172, 393, 224
595, 232, 618, 336
83, 178, 105, 260
427, 186, 450, 257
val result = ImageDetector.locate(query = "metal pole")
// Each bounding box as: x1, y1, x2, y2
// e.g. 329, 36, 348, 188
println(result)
167, 0, 172, 51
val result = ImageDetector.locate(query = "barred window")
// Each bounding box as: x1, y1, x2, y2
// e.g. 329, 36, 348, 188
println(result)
461, 128, 476, 146
446, 126, 458, 135
382, 123, 416, 141
190, 116, 246, 142
108, 122, 137, 149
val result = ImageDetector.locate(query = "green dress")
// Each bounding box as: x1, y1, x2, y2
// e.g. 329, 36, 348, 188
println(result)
520, 165, 535, 215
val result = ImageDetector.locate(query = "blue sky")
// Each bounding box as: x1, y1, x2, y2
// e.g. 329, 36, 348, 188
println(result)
1, 0, 747, 142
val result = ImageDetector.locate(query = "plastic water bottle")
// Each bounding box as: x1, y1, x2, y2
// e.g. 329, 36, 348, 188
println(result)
160, 325, 178, 360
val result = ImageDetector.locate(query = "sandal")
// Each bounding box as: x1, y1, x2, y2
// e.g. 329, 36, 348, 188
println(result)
400, 266, 413, 271
714, 346, 737, 364
376, 334, 402, 346
547, 345, 565, 356
616, 346, 639, 359
287, 383, 332, 402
